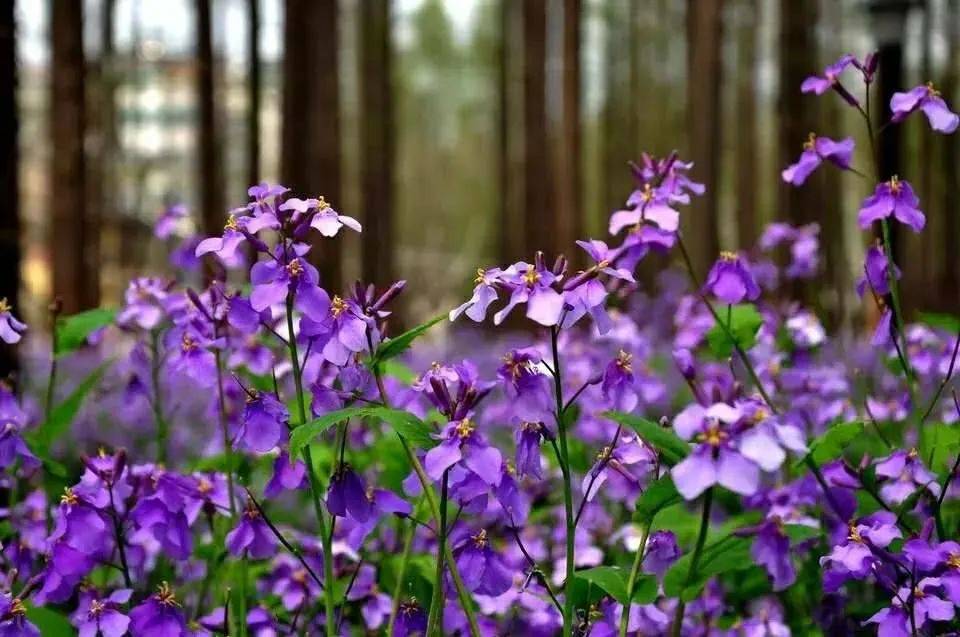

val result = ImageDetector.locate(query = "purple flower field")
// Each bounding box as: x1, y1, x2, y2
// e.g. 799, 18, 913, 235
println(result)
4, 53, 960, 637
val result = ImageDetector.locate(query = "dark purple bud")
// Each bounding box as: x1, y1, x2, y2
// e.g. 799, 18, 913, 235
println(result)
429, 377, 453, 415
672, 348, 696, 380
863, 52, 878, 80
114, 448, 127, 479
241, 229, 270, 253
585, 372, 603, 386
563, 268, 599, 291
832, 82, 860, 108
292, 218, 312, 241
660, 150, 679, 179
534, 251, 545, 271
371, 280, 406, 312
552, 255, 567, 276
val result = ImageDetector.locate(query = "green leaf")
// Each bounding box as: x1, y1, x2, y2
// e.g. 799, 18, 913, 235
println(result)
706, 304, 763, 358
800, 421, 864, 468
55, 308, 116, 356
634, 475, 683, 523
289, 406, 437, 458
25, 606, 73, 637
631, 574, 659, 604
27, 363, 109, 456
381, 359, 417, 384
289, 406, 368, 457
918, 312, 960, 334
362, 406, 437, 450
663, 534, 753, 601
604, 411, 690, 466
922, 423, 960, 473
371, 314, 445, 367
575, 566, 630, 603
784, 524, 821, 543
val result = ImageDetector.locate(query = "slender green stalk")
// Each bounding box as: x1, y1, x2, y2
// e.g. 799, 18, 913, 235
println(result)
618, 522, 652, 637
214, 349, 236, 519
550, 326, 576, 637
150, 330, 168, 465
284, 295, 336, 637
386, 518, 417, 635
44, 315, 59, 422
670, 488, 713, 637
425, 471, 450, 635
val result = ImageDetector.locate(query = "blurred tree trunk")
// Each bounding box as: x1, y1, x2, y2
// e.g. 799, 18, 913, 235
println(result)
734, 0, 758, 247
601, 1, 634, 219
499, 0, 524, 263
522, 0, 550, 260
685, 0, 723, 274
196, 0, 224, 242
247, 0, 261, 191
282, 0, 341, 287
51, 0, 97, 313
941, 0, 959, 308
553, 0, 581, 264
778, 0, 820, 302
0, 1, 18, 379
360, 0, 394, 287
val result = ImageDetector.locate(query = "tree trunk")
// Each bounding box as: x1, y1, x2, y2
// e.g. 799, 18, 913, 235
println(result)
734, 0, 758, 247
51, 0, 97, 313
196, 0, 224, 241
282, 0, 341, 287
359, 0, 394, 287
553, 0, 581, 263
601, 1, 634, 233
685, 0, 723, 273
942, 0, 959, 309
0, 1, 18, 379
247, 0, 261, 191
521, 0, 550, 260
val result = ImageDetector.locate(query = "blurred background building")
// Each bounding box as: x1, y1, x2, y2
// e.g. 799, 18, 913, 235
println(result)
1, 0, 958, 336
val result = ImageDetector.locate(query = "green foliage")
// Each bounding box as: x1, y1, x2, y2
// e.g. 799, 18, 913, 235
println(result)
27, 363, 109, 457
290, 406, 437, 458
922, 423, 960, 473
369, 314, 445, 370
918, 312, 960, 333
798, 421, 864, 468
573, 566, 658, 605
55, 308, 116, 356
706, 304, 763, 358
663, 534, 753, 601
604, 411, 690, 466
634, 476, 683, 524
25, 606, 73, 636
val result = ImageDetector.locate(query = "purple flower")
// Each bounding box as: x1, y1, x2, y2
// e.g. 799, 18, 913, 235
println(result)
801, 54, 858, 102
249, 249, 331, 320
874, 449, 939, 506
128, 583, 188, 637
154, 203, 188, 239
820, 512, 901, 591
0, 595, 39, 637
394, 599, 427, 637
71, 589, 131, 637
865, 578, 955, 636
608, 183, 681, 236
264, 450, 307, 498
752, 520, 796, 591
424, 417, 503, 486
226, 499, 278, 560
891, 83, 960, 133
0, 298, 26, 345
279, 196, 362, 237
300, 295, 370, 366
326, 465, 373, 523
496, 349, 552, 422
195, 214, 248, 261
782, 134, 855, 185
515, 421, 546, 479
581, 435, 655, 502
858, 176, 925, 232
450, 267, 502, 323
453, 528, 514, 596
601, 350, 640, 412
856, 244, 900, 298
236, 391, 288, 453
117, 277, 169, 330
703, 252, 761, 305
643, 530, 680, 578
494, 261, 565, 327
670, 403, 760, 500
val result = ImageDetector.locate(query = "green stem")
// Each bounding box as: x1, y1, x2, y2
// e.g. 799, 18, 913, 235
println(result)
149, 330, 168, 465
426, 472, 450, 635
284, 295, 336, 637
670, 488, 713, 637
386, 517, 417, 635
619, 522, 652, 637
550, 326, 576, 637
369, 360, 481, 637
214, 349, 237, 520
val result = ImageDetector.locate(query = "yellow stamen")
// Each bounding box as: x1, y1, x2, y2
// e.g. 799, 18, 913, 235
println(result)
888, 175, 902, 194
331, 295, 348, 318
472, 529, 488, 549
719, 251, 738, 262
455, 419, 475, 439
803, 132, 817, 151
286, 258, 304, 278
224, 215, 239, 232
61, 487, 78, 506
523, 265, 540, 287
616, 350, 633, 373
0, 298, 10, 313
696, 425, 728, 447
156, 582, 179, 607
